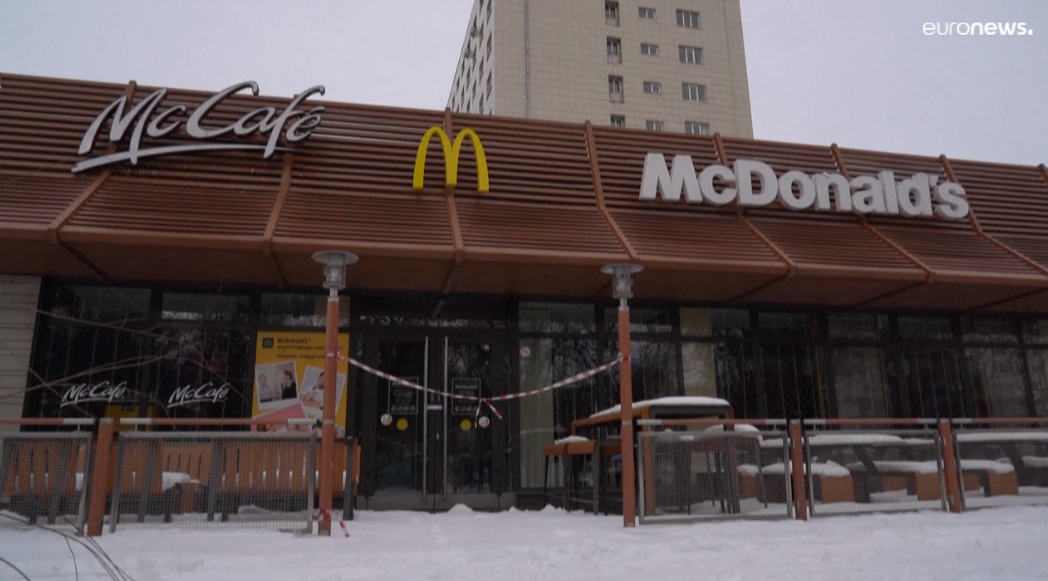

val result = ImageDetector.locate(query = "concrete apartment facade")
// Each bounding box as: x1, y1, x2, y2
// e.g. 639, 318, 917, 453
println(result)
448, 0, 754, 138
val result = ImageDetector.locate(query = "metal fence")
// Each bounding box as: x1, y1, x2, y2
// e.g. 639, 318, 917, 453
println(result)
637, 427, 793, 524
109, 430, 317, 533
953, 427, 1048, 510
801, 425, 948, 516
0, 431, 93, 534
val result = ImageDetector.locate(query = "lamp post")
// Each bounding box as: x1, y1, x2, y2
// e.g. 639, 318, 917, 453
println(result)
312, 250, 358, 536
601, 263, 643, 528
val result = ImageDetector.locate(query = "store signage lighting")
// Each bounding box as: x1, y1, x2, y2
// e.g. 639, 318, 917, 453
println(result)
72, 81, 326, 173
639, 154, 970, 219
168, 382, 232, 408
60, 381, 130, 408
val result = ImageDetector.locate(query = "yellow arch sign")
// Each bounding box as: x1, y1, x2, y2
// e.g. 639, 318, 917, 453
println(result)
413, 126, 489, 193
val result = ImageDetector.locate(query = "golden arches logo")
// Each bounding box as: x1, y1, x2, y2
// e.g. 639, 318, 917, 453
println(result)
413, 127, 489, 193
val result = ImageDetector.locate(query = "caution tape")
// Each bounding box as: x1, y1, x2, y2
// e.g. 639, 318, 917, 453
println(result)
338, 353, 623, 421
313, 509, 349, 538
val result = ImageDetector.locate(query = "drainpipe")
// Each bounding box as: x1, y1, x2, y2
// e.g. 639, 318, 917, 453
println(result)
524, 0, 531, 118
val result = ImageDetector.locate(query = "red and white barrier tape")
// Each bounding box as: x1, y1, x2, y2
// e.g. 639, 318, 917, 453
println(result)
313, 509, 349, 538
337, 353, 623, 421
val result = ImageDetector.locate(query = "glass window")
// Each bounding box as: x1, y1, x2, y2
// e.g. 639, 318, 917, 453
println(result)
605, 1, 619, 25
162, 293, 252, 323
603, 307, 674, 334
682, 82, 706, 102
610, 115, 625, 128
961, 317, 1019, 343
643, 81, 662, 94
758, 312, 814, 337
638, 7, 656, 19
47, 285, 150, 322
965, 348, 1029, 417
678, 45, 703, 64
680, 308, 711, 336
1026, 349, 1048, 415
828, 313, 889, 340
684, 121, 710, 135
888, 346, 978, 418
676, 9, 701, 28
645, 120, 664, 131
518, 337, 599, 488
519, 302, 595, 334
1022, 319, 1048, 344
758, 343, 822, 418
608, 76, 624, 102
640, 43, 659, 56
714, 340, 759, 418
260, 293, 350, 328
897, 316, 953, 340
604, 340, 680, 404
681, 342, 716, 398
832, 346, 887, 418
151, 328, 252, 422
712, 309, 750, 338
607, 37, 622, 63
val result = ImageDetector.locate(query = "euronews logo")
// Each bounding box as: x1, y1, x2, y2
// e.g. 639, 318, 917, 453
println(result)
923, 21, 1034, 36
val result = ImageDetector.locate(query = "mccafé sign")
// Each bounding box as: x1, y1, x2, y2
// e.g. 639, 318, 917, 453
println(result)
60, 381, 130, 408
72, 81, 326, 173
167, 382, 231, 409
640, 154, 970, 220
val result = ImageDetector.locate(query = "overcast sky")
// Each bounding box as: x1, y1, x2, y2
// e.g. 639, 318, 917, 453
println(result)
0, 0, 1045, 165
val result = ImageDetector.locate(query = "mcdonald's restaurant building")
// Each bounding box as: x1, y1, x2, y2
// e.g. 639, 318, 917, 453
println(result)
3, 72, 1048, 510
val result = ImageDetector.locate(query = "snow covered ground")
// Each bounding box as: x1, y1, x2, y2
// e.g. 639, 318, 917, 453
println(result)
3, 505, 1048, 581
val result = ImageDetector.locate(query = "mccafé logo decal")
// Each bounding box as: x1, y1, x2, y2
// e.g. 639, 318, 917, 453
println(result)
72, 81, 326, 173
413, 126, 489, 192
168, 382, 231, 409
60, 381, 130, 408
640, 154, 970, 220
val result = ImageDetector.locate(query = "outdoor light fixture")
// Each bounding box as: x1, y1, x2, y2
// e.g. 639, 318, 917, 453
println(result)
311, 249, 358, 536
601, 263, 644, 302
312, 250, 358, 292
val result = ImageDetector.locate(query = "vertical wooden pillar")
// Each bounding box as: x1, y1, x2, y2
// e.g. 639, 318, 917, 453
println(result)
87, 418, 114, 536
789, 421, 807, 521
938, 420, 963, 513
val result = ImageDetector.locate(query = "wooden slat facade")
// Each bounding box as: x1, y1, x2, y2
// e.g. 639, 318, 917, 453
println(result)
2, 72, 1047, 312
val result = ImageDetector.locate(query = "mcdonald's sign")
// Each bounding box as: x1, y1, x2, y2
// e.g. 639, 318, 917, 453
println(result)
413, 127, 489, 193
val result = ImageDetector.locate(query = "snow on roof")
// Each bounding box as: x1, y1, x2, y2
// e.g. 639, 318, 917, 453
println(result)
760, 460, 850, 477
553, 435, 591, 445
956, 431, 1048, 443
589, 396, 731, 419
760, 433, 906, 448
846, 461, 941, 475
704, 424, 762, 434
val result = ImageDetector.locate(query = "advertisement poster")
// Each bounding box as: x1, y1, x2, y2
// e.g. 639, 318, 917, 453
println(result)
252, 331, 350, 435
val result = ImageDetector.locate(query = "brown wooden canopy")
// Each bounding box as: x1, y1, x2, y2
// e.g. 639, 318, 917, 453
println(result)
2, 72, 1048, 312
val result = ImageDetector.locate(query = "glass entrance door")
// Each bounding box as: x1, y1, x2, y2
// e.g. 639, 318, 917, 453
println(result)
361, 331, 506, 510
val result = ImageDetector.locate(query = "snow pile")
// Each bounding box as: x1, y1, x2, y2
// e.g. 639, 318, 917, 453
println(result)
590, 396, 731, 418
553, 435, 591, 445
3, 506, 1048, 580
760, 460, 850, 477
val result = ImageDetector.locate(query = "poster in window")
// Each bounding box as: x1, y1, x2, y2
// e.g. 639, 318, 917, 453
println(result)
451, 378, 480, 416
388, 377, 419, 415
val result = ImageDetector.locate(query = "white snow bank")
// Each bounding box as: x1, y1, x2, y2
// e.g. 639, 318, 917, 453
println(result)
704, 424, 762, 434
4, 505, 1048, 581
75, 471, 193, 492
589, 396, 731, 418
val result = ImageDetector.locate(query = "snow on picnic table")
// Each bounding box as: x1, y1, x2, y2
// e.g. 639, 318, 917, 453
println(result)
3, 506, 1048, 581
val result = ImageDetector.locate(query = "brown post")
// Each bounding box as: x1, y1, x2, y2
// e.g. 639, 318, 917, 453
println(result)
617, 306, 636, 527
318, 291, 339, 536
87, 418, 114, 536
789, 421, 807, 521
938, 420, 962, 513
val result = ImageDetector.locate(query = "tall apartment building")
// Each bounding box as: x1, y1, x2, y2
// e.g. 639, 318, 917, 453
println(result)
447, 0, 753, 137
